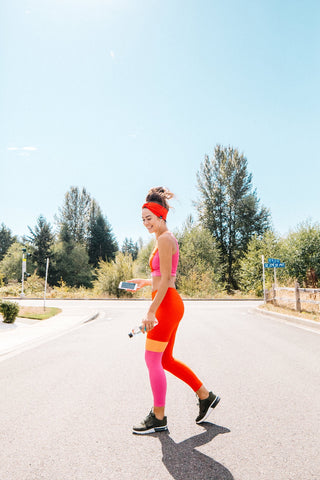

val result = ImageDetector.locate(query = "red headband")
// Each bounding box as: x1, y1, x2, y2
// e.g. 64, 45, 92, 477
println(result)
142, 202, 168, 220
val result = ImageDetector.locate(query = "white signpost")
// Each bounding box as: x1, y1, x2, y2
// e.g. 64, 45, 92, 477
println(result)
43, 257, 50, 310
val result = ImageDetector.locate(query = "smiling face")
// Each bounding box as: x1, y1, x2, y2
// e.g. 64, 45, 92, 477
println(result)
142, 208, 160, 234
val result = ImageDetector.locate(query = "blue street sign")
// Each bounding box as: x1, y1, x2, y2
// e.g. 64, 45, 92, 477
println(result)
264, 262, 285, 269
268, 258, 281, 264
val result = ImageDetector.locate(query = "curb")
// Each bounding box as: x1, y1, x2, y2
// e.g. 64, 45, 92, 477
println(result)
256, 307, 320, 332
0, 311, 100, 360
2, 297, 261, 302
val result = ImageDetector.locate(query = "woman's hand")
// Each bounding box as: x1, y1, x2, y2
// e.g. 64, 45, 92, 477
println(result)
126, 278, 151, 291
142, 310, 157, 333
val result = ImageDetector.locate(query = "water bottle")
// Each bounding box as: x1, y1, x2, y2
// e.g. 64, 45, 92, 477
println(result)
128, 320, 158, 338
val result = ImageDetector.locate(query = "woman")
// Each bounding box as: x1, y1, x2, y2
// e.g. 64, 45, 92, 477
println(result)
129, 187, 220, 435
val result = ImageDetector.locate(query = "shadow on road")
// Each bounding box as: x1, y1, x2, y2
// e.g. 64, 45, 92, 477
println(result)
155, 423, 234, 480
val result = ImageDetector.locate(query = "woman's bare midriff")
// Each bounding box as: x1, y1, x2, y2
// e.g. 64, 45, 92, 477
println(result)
151, 276, 176, 293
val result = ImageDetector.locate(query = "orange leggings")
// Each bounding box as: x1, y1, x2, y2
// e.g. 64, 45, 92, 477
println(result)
146, 288, 202, 393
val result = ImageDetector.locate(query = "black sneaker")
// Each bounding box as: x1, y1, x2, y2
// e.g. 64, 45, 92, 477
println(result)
132, 410, 168, 435
196, 391, 220, 424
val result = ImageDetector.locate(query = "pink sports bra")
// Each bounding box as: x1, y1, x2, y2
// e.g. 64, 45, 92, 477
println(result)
149, 234, 179, 277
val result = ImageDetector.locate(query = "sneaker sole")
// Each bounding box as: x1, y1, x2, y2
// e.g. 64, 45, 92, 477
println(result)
196, 396, 221, 424
132, 425, 168, 435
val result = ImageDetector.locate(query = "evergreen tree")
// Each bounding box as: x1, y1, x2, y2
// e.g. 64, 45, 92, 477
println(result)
50, 234, 92, 288
0, 224, 16, 261
195, 144, 270, 290
87, 214, 118, 267
121, 237, 138, 260
56, 186, 92, 244
27, 215, 54, 277
59, 223, 73, 253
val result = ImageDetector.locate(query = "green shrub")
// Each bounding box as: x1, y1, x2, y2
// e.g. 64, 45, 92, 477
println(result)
94, 252, 134, 298
23, 273, 45, 295
49, 279, 95, 298
0, 280, 21, 297
0, 300, 20, 323
178, 267, 219, 298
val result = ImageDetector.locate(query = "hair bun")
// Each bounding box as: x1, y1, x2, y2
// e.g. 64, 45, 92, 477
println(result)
151, 187, 174, 200
146, 186, 174, 210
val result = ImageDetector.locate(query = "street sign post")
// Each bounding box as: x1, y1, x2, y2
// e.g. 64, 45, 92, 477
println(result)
262, 257, 285, 297
262, 255, 266, 303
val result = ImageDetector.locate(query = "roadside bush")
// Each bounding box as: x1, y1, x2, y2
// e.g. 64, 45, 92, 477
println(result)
0, 280, 21, 297
94, 252, 134, 298
49, 280, 96, 299
178, 267, 220, 298
0, 300, 20, 323
0, 274, 46, 298
278, 222, 320, 287
134, 240, 155, 277
24, 273, 45, 296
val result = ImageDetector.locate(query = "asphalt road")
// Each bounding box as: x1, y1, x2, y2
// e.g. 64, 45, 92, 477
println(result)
0, 300, 319, 480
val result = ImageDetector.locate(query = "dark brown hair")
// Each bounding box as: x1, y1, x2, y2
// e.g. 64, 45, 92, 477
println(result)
145, 186, 174, 211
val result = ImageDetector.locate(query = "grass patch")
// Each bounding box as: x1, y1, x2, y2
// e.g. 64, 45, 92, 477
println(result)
18, 306, 62, 320
259, 303, 320, 323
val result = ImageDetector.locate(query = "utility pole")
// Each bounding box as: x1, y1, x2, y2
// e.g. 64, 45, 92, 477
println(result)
21, 248, 31, 297
21, 248, 27, 297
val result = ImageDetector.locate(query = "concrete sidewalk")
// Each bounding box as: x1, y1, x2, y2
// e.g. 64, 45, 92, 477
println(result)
0, 310, 99, 358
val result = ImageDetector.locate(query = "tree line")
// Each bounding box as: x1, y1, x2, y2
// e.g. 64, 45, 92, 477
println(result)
0, 186, 137, 289
1, 145, 319, 297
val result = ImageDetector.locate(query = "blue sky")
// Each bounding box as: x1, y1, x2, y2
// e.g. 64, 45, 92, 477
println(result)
1, 0, 319, 247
